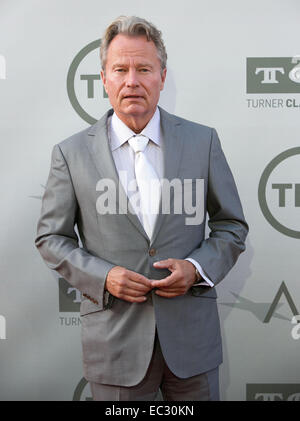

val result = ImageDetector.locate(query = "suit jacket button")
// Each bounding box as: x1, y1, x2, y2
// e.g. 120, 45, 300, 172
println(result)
149, 248, 156, 257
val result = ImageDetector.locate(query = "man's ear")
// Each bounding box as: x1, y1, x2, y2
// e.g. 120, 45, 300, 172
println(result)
160, 68, 167, 91
100, 69, 108, 94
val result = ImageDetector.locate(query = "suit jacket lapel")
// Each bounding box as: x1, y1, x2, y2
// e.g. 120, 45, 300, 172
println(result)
150, 107, 184, 245
85, 107, 184, 245
85, 109, 149, 240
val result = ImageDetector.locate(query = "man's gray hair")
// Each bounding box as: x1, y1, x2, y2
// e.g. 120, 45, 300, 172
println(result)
100, 16, 167, 73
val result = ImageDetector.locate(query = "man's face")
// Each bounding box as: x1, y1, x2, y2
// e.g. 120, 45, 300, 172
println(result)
101, 34, 166, 129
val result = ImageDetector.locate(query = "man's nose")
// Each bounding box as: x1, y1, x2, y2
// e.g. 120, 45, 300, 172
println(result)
125, 69, 139, 88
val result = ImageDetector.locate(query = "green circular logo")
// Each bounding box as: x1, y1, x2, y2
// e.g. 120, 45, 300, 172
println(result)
72, 377, 93, 401
258, 147, 300, 238
67, 39, 106, 124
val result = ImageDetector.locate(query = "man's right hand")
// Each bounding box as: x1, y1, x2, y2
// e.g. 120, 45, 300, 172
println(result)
105, 266, 152, 303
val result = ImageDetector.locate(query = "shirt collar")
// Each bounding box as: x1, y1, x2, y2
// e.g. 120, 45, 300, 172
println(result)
110, 107, 161, 151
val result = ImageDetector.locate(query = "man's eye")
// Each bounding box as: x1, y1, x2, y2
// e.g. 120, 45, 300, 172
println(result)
140, 68, 149, 72
115, 68, 125, 72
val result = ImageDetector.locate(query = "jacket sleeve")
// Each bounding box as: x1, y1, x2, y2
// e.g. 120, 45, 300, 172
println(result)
187, 128, 249, 287
35, 144, 116, 310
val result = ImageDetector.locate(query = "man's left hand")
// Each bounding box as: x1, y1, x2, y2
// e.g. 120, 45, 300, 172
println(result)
150, 259, 199, 298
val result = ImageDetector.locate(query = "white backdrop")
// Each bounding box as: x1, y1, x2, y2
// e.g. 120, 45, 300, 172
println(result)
0, 0, 300, 401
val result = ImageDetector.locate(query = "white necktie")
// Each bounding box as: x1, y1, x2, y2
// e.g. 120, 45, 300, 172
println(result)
128, 135, 161, 239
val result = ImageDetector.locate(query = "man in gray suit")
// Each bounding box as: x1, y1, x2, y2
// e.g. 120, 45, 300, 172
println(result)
35, 16, 248, 401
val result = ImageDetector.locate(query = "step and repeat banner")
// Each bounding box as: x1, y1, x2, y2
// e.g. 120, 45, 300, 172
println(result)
0, 0, 299, 401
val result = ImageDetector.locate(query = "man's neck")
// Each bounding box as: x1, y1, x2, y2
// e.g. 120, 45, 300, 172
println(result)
114, 110, 157, 134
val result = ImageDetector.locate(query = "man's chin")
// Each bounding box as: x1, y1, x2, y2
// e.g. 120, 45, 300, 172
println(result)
120, 104, 148, 117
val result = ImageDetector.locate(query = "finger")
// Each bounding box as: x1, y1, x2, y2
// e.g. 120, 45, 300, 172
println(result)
154, 290, 181, 298
150, 272, 178, 288
153, 259, 174, 270
120, 294, 148, 303
156, 287, 183, 293
119, 285, 150, 297
127, 270, 151, 287
124, 279, 151, 293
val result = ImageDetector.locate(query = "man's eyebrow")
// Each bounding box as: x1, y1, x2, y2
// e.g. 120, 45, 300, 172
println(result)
111, 63, 154, 69
137, 63, 153, 68
112, 63, 127, 69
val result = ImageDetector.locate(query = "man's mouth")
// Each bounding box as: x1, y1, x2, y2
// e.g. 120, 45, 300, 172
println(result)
123, 95, 143, 99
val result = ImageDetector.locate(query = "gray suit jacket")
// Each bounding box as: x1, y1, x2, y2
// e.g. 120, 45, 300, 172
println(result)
35, 107, 248, 386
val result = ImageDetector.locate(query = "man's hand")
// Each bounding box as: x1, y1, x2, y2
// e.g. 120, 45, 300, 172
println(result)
105, 266, 153, 303
150, 259, 198, 298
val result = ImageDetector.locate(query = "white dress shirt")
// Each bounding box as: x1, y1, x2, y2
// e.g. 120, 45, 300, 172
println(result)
108, 108, 214, 287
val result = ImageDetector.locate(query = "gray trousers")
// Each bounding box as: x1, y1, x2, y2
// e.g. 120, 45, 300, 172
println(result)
90, 329, 220, 401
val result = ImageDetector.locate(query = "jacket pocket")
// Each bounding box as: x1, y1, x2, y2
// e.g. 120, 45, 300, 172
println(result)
80, 300, 105, 316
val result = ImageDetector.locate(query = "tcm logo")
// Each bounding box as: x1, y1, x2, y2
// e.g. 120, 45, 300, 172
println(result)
247, 384, 300, 401
67, 39, 108, 125
0, 314, 6, 339
247, 56, 300, 93
258, 147, 300, 238
0, 54, 6, 79
72, 378, 93, 401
